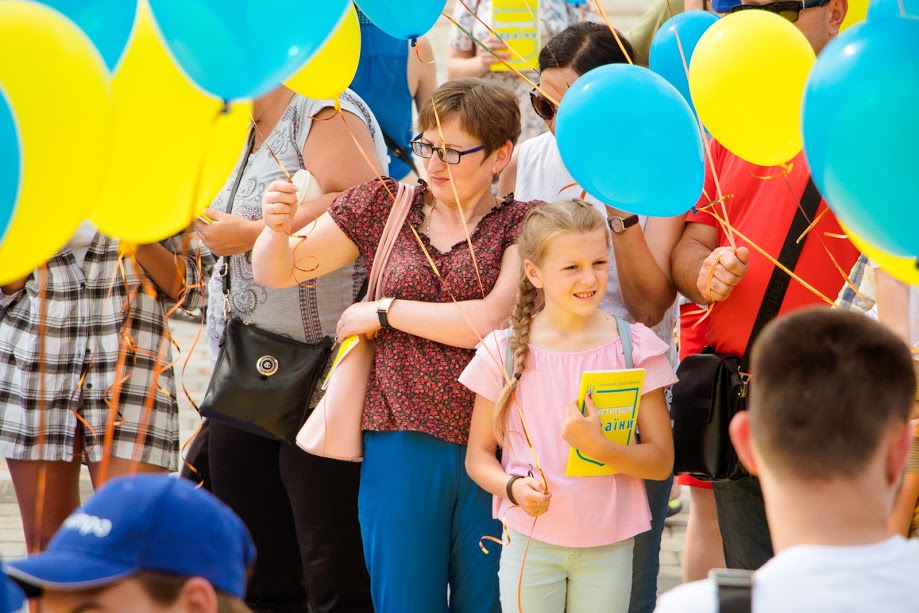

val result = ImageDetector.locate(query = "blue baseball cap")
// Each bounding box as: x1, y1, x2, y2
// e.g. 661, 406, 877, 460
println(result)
712, 0, 741, 12
0, 572, 23, 613
3, 475, 255, 599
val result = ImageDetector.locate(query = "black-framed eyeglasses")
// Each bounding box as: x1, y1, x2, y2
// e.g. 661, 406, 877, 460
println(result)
729, 0, 831, 22
410, 135, 485, 165
529, 87, 558, 121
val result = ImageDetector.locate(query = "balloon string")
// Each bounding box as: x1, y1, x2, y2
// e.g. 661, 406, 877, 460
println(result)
32, 266, 48, 553
442, 9, 555, 105
454, 0, 540, 72
699, 203, 835, 306
591, 0, 633, 65
187, 102, 232, 227
430, 98, 488, 299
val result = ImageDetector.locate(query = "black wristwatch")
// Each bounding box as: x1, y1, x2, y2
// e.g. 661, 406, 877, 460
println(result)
377, 297, 395, 328
608, 214, 640, 234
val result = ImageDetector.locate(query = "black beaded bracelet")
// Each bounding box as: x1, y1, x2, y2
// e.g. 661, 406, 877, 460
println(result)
505, 475, 522, 505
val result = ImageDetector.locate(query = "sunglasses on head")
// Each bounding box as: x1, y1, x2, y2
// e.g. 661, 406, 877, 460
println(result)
729, 0, 831, 22
529, 88, 558, 122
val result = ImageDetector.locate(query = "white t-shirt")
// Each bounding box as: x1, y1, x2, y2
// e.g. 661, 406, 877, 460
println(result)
654, 536, 919, 613
516, 131, 678, 366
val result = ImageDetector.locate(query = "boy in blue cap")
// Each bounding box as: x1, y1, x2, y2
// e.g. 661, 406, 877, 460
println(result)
3, 474, 255, 613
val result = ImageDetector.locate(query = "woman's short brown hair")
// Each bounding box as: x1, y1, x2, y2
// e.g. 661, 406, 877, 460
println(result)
416, 78, 521, 158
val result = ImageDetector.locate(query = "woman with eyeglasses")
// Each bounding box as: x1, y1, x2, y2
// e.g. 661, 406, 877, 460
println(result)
252, 78, 538, 613
498, 21, 686, 613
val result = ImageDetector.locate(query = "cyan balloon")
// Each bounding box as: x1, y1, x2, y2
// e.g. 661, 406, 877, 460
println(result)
149, 0, 349, 100
649, 11, 719, 117
867, 0, 918, 19
0, 88, 20, 244
29, 0, 136, 72
355, 0, 446, 40
556, 64, 705, 217
802, 18, 919, 256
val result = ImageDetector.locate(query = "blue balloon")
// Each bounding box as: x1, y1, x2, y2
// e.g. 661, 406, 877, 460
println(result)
0, 88, 21, 245
556, 65, 705, 217
355, 0, 445, 40
802, 18, 919, 256
150, 0, 349, 100
867, 0, 918, 19
649, 11, 719, 117
30, 0, 136, 72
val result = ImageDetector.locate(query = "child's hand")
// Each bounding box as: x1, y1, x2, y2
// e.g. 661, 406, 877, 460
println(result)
562, 394, 604, 458
511, 476, 551, 517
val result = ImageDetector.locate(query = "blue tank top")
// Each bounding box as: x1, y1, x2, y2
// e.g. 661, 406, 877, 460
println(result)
350, 12, 414, 180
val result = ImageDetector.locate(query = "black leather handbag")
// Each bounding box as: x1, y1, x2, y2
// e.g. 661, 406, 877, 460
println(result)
197, 129, 333, 444
671, 349, 747, 481
200, 318, 333, 443
671, 178, 823, 481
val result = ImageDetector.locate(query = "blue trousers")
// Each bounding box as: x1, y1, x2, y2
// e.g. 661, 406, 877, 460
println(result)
358, 431, 502, 613
628, 473, 673, 613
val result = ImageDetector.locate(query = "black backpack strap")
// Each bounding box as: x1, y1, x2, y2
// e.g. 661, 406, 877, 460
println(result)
740, 176, 823, 371
381, 130, 419, 177
712, 569, 754, 613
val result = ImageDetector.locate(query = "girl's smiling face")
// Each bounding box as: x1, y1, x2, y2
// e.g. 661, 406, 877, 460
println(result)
525, 228, 610, 318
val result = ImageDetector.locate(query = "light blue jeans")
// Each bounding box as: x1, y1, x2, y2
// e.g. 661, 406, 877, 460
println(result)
499, 529, 634, 613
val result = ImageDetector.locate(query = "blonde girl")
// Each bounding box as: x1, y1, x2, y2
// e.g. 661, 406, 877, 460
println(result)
460, 200, 677, 613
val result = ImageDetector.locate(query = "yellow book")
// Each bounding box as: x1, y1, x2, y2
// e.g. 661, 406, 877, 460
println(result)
566, 368, 645, 477
490, 0, 540, 73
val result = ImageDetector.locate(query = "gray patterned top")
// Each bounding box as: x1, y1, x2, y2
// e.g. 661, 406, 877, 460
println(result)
205, 92, 389, 364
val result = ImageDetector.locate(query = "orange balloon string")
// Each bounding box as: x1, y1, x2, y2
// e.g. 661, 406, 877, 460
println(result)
441, 9, 556, 104
186, 102, 232, 228
32, 266, 48, 553
516, 517, 538, 613
180, 421, 206, 487
774, 174, 867, 307
591, 0, 633, 65
701, 205, 835, 306
453, 0, 540, 72
97, 253, 141, 485
431, 98, 489, 300
131, 244, 195, 467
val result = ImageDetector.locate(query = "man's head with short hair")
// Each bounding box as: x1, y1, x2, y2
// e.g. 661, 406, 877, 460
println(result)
3, 475, 256, 612
736, 0, 848, 53
731, 307, 915, 484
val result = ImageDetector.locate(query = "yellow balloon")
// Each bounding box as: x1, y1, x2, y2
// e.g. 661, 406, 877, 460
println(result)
843, 223, 919, 286
840, 0, 869, 31
89, 0, 251, 244
688, 11, 815, 167
285, 3, 361, 101
0, 0, 113, 285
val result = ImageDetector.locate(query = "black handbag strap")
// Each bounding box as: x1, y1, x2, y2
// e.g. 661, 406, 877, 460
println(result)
714, 570, 754, 613
740, 177, 822, 371
221, 128, 256, 303
381, 130, 419, 177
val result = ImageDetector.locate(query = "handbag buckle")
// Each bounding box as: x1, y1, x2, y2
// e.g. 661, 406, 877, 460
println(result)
738, 370, 751, 398
256, 355, 279, 377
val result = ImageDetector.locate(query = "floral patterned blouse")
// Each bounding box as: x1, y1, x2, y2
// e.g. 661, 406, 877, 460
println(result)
329, 178, 539, 445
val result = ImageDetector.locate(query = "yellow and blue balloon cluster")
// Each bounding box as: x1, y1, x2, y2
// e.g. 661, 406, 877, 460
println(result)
0, 0, 449, 285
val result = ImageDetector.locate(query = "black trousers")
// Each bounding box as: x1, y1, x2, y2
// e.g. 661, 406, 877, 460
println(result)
209, 420, 373, 613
